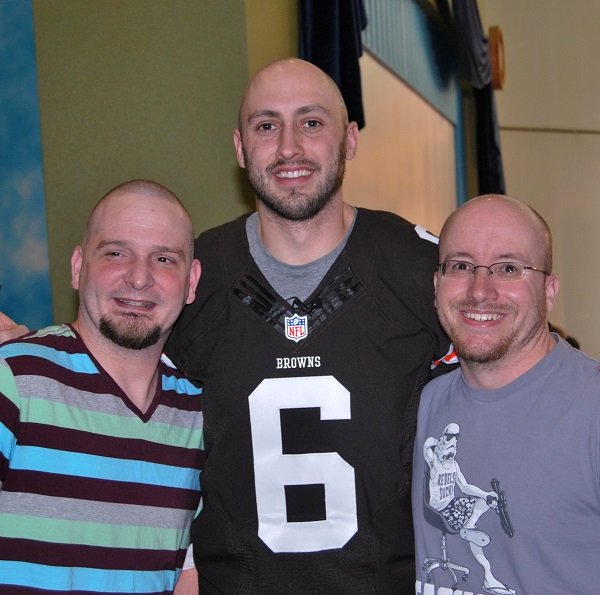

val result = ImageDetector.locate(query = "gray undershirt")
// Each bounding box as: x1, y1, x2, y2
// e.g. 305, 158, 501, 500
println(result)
246, 209, 357, 303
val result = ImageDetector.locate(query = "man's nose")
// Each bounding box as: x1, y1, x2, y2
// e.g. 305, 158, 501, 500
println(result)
277, 125, 303, 161
466, 267, 498, 302
124, 259, 153, 290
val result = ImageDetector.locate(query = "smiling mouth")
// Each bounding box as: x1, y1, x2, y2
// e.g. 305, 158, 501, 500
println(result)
117, 298, 154, 308
464, 312, 503, 321
275, 169, 313, 179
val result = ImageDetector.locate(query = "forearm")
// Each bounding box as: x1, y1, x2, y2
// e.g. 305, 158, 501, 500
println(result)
174, 567, 198, 595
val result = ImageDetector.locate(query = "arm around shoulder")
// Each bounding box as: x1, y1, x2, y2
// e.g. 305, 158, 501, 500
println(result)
0, 312, 29, 345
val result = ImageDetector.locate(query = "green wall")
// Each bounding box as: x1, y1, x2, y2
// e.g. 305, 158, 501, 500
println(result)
33, 0, 256, 324
245, 0, 298, 75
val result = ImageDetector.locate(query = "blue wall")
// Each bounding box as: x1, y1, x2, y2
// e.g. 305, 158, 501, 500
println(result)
0, 0, 53, 329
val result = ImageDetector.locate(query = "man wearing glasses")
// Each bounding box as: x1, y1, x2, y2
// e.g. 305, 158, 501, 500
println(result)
413, 194, 600, 595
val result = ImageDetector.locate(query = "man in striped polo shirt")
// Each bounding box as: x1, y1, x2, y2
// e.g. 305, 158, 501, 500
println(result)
0, 179, 203, 594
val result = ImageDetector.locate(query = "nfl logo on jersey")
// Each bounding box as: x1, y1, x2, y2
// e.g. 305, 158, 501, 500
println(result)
285, 314, 308, 342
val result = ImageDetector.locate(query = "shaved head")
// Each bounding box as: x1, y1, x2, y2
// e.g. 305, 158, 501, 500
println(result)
233, 58, 358, 224
73, 178, 200, 354
238, 58, 349, 133
440, 194, 553, 273
84, 179, 195, 262
435, 193, 559, 381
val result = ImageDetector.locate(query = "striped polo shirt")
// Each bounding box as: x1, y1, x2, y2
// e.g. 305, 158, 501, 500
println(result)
0, 324, 203, 594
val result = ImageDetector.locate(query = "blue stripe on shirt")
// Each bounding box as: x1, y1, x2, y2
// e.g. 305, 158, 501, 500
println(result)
1, 343, 98, 375
11, 446, 200, 490
0, 560, 179, 593
0, 420, 15, 462
162, 374, 202, 396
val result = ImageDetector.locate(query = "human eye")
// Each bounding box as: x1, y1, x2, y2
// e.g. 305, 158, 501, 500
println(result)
302, 119, 321, 129
154, 250, 183, 265
97, 240, 128, 258
494, 262, 523, 278
257, 122, 277, 133
450, 261, 472, 274
442, 260, 472, 277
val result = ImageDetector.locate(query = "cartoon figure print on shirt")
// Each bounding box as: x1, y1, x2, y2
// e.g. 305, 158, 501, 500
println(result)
421, 423, 516, 595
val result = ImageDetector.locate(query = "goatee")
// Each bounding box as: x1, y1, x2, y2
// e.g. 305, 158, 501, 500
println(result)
99, 316, 161, 350
244, 140, 346, 222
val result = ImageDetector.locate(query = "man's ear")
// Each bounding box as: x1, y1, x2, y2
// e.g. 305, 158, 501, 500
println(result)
186, 259, 202, 305
433, 270, 440, 308
344, 122, 359, 161
71, 246, 84, 290
233, 129, 246, 168
544, 274, 560, 313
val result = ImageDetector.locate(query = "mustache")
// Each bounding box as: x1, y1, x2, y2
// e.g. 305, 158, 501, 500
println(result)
455, 300, 513, 314
266, 159, 321, 174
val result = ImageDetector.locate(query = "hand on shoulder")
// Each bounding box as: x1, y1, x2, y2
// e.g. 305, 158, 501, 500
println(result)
0, 312, 29, 344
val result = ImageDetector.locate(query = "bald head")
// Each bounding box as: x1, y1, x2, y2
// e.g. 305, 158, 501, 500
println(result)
84, 179, 195, 263
238, 58, 349, 133
72, 179, 201, 355
440, 194, 553, 273
232, 57, 359, 226
435, 194, 559, 386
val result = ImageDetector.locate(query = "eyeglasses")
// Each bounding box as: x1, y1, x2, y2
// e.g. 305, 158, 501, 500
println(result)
436, 260, 550, 281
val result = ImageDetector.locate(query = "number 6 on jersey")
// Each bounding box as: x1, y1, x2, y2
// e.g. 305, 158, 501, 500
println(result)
249, 375, 358, 552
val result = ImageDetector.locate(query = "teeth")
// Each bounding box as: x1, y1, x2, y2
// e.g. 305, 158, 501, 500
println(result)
464, 312, 503, 321
118, 299, 153, 308
276, 170, 312, 178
